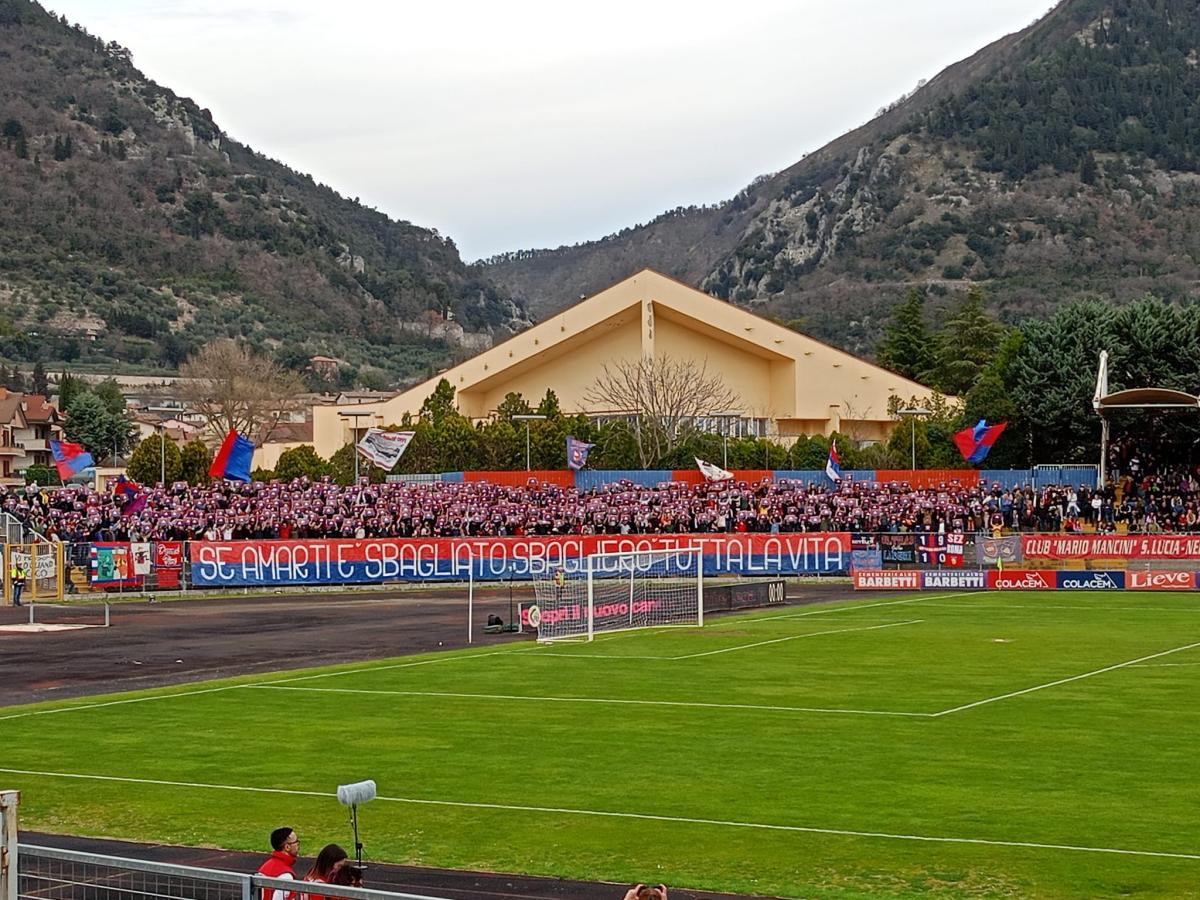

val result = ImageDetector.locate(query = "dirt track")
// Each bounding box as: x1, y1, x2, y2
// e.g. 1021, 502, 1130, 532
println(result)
1, 581, 866, 900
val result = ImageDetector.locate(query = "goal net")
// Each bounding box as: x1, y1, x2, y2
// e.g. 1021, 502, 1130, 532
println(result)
531, 547, 703, 642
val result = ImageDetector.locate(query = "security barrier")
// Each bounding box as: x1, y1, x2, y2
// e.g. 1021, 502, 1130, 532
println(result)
3, 544, 63, 604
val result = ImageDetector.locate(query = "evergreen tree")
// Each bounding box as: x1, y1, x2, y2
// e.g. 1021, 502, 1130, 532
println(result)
179, 439, 212, 485
57, 370, 83, 413
420, 378, 457, 426
927, 286, 1006, 396
876, 288, 934, 381
30, 361, 47, 396
64, 391, 133, 461
127, 434, 182, 485
274, 445, 330, 481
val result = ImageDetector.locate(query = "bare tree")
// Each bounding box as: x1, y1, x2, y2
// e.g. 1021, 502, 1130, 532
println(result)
178, 339, 307, 442
585, 355, 740, 468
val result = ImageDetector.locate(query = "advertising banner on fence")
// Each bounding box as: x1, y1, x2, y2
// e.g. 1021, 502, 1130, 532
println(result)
89, 542, 143, 588
1127, 570, 1196, 590
1023, 535, 1200, 560
853, 570, 921, 590
189, 533, 852, 587
1056, 570, 1126, 591
922, 570, 987, 590
987, 569, 1056, 590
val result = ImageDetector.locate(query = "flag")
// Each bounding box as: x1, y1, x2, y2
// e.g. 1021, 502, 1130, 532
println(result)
113, 474, 141, 498
566, 436, 594, 470
953, 419, 1008, 464
121, 495, 148, 518
50, 440, 94, 481
695, 457, 733, 482
825, 440, 842, 482
208, 430, 255, 482
357, 428, 414, 471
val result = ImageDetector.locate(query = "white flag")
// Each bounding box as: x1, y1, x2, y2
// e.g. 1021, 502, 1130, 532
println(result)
357, 429, 415, 471
695, 457, 733, 482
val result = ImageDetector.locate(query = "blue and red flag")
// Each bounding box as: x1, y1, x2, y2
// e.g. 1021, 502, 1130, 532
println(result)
825, 440, 842, 482
954, 419, 1007, 464
113, 474, 141, 498
208, 430, 255, 482
50, 440, 94, 481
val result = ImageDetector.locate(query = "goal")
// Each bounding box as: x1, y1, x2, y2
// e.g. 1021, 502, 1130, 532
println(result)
531, 547, 703, 642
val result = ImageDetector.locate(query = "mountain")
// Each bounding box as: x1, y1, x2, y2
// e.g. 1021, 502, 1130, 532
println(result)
483, 0, 1200, 356
0, 0, 530, 386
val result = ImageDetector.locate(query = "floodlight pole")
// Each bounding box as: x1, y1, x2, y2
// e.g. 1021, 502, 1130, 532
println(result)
897, 408, 931, 471
710, 410, 741, 470
339, 411, 373, 482
156, 423, 165, 485
512, 414, 547, 471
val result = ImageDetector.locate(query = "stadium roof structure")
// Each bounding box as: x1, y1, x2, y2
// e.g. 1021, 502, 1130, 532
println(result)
1092, 350, 1200, 482
312, 269, 944, 459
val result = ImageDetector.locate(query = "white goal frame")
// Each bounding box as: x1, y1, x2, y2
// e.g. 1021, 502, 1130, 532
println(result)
532, 546, 704, 643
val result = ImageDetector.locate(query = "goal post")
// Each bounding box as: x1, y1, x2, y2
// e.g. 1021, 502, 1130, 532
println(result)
531, 546, 704, 642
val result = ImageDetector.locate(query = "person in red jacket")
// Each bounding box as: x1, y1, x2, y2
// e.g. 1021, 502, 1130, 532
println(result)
257, 827, 300, 900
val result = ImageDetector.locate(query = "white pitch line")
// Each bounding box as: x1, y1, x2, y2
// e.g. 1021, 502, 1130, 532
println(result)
0, 684, 245, 723
245, 683, 930, 717
919, 603, 1200, 613
0, 767, 1196, 862
1131, 662, 1200, 668
934, 640, 1200, 717
727, 591, 979, 626
257, 646, 537, 686
669, 619, 922, 660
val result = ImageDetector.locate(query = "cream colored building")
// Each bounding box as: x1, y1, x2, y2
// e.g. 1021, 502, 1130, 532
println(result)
312, 269, 939, 459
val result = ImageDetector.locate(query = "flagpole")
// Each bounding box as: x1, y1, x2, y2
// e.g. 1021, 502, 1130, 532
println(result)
897, 408, 930, 471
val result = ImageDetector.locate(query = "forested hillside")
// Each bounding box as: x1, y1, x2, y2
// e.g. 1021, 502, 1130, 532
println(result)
0, 0, 529, 386
485, 0, 1200, 356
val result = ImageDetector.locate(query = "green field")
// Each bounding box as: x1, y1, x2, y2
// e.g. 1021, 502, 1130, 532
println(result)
3, 591, 1199, 899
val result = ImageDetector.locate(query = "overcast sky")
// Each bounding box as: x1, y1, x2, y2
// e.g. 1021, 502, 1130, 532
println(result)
51, 1, 1054, 261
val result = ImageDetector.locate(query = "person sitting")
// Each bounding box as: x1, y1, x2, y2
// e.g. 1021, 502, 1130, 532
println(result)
301, 843, 348, 900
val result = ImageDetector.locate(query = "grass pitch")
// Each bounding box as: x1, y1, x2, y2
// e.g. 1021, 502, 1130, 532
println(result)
2, 590, 1199, 899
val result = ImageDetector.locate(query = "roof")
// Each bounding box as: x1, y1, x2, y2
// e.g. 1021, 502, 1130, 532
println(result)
1095, 387, 1200, 410
22, 395, 59, 423
260, 421, 314, 444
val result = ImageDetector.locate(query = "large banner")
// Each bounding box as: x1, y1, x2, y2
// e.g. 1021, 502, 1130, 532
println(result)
1023, 534, 1200, 560
357, 429, 415, 470
189, 533, 851, 587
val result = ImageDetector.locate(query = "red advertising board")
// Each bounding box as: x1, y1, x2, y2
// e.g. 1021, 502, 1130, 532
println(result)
154, 541, 183, 589
853, 570, 921, 590
987, 569, 1056, 590
1127, 570, 1196, 591
1023, 535, 1200, 560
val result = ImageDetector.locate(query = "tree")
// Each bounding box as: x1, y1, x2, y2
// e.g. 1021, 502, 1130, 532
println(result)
494, 391, 531, 420
23, 463, 59, 487
179, 339, 306, 439
30, 361, 47, 396
127, 434, 182, 485
584, 355, 740, 468
274, 445, 330, 481
419, 378, 457, 426
329, 441, 384, 485
57, 370, 84, 412
876, 288, 934, 381
179, 439, 212, 486
63, 391, 134, 461
93, 378, 126, 416
927, 287, 1006, 396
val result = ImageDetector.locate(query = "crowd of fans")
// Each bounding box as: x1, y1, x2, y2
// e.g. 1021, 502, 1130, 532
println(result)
5, 466, 1200, 542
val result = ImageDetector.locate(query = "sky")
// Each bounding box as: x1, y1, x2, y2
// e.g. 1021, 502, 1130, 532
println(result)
51, 1, 1055, 261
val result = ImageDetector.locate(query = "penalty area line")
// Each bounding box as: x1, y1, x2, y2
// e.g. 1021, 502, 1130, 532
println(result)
244, 684, 930, 717
934, 639, 1200, 717
0, 767, 1196, 863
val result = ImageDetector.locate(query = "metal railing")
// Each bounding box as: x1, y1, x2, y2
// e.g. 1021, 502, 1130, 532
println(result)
17, 845, 450, 900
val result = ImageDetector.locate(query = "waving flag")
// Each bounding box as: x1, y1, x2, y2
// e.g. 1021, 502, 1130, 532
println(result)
825, 440, 842, 482
113, 474, 141, 498
695, 457, 733, 482
566, 437, 594, 471
208, 430, 255, 482
357, 428, 414, 471
953, 419, 1007, 464
50, 440, 94, 481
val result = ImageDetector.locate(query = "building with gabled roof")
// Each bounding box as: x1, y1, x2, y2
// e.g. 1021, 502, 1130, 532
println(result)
0, 389, 64, 486
311, 269, 940, 459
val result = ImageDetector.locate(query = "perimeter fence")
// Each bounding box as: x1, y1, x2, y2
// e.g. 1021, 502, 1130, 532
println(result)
16, 845, 450, 900
4, 531, 1200, 603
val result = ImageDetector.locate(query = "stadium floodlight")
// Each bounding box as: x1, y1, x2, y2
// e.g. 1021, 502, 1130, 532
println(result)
530, 546, 704, 642
512, 414, 547, 470
897, 407, 931, 471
